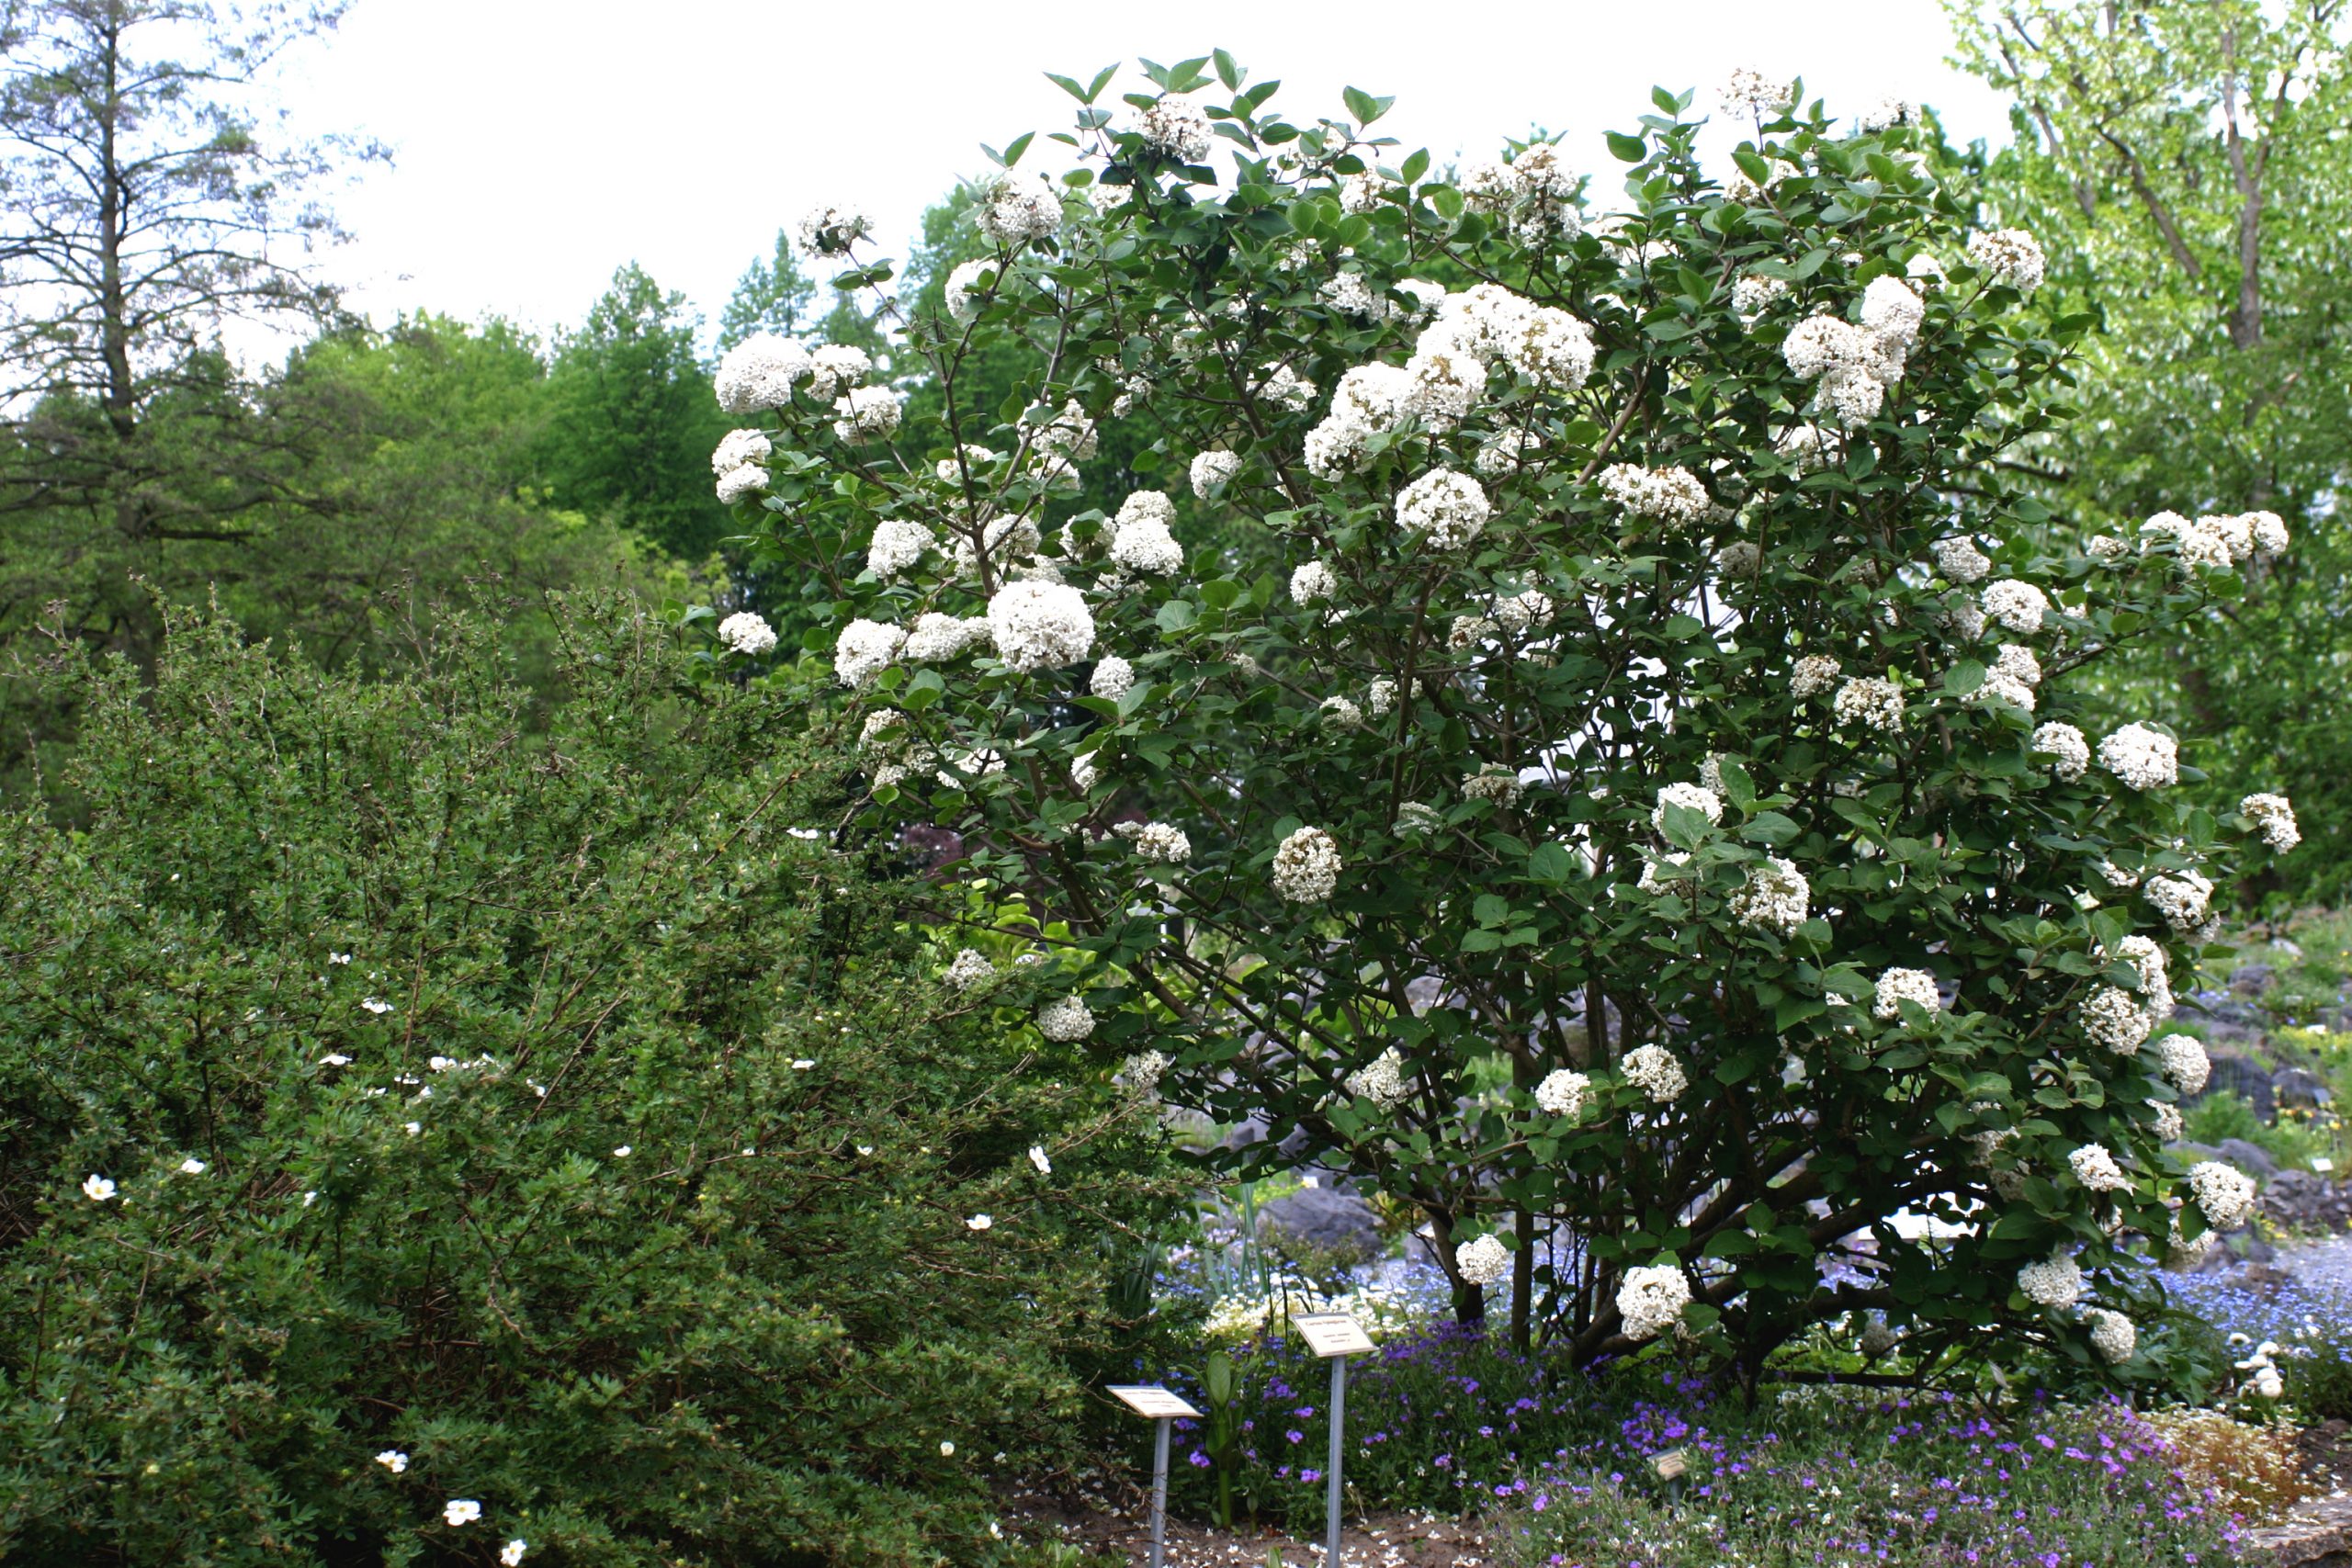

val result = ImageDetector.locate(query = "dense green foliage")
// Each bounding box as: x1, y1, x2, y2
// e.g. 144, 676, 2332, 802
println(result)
1951, 0, 2352, 905
0, 603, 1189, 1566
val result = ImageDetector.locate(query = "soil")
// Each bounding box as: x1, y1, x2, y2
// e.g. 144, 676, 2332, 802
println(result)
1002, 1477, 1498, 1567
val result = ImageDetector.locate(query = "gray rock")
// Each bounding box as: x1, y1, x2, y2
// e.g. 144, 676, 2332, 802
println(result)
2220, 1137, 2279, 1181
1256, 1187, 1384, 1265
2276, 1067, 2333, 1109
2200, 1052, 2278, 1122
2231, 963, 2278, 998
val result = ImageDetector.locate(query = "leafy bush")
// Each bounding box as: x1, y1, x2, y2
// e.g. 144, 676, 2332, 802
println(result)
0, 604, 1190, 1566
705, 52, 2293, 1377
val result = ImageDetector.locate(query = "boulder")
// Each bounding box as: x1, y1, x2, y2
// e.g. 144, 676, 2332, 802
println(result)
1255, 1186, 1384, 1265
2231, 963, 2278, 998
2263, 1169, 2352, 1233
2276, 1067, 2334, 1109
2220, 1138, 2279, 1181
2200, 1052, 2278, 1122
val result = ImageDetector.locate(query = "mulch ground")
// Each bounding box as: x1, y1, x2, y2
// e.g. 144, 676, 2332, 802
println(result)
1002, 1476, 1499, 1566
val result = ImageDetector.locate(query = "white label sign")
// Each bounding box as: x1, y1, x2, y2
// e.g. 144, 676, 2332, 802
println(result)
1108, 1385, 1202, 1420
1291, 1313, 1376, 1358
2315, 1156, 2335, 1174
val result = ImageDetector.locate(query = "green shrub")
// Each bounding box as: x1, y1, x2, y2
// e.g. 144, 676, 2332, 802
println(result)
0, 603, 1192, 1566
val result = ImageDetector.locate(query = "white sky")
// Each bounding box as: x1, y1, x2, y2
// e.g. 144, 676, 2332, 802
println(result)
274, 0, 2014, 349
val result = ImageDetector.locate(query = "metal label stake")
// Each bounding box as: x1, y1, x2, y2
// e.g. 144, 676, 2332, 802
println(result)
1291, 1313, 1377, 1568
1109, 1385, 1202, 1568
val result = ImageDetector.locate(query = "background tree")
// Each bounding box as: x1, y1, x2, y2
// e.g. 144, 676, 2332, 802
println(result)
716, 228, 819, 350
1950, 0, 2352, 905
537, 261, 733, 563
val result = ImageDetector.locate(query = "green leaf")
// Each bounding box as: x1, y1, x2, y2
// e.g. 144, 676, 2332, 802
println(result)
1606, 130, 1646, 163
1400, 148, 1430, 184
1155, 600, 1197, 634
1945, 660, 1985, 697
1527, 840, 1577, 884
1460, 929, 1504, 953
1213, 48, 1241, 91
1001, 131, 1035, 168
1341, 86, 1395, 125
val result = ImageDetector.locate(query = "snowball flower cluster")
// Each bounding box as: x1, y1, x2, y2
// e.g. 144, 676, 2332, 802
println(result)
944, 257, 996, 319
1272, 826, 1342, 903
943, 950, 996, 991
1456, 141, 1582, 241
1036, 995, 1095, 1043
833, 618, 905, 688
866, 517, 936, 581
2081, 985, 2156, 1055
987, 581, 1095, 671
2155, 1032, 2211, 1095
797, 204, 873, 256
1616, 1263, 1693, 1341
1463, 765, 1524, 807
1290, 560, 1337, 605
1980, 581, 2048, 635
977, 175, 1061, 246
1190, 448, 1241, 497
1967, 227, 2046, 291
2188, 1160, 2257, 1231
2242, 793, 2301, 852
1090, 655, 1135, 700
1138, 94, 1212, 161
2067, 1143, 2132, 1192
716, 611, 777, 656
2098, 723, 2177, 790
1597, 463, 1710, 525
1395, 468, 1492, 549
1790, 654, 1841, 699
1728, 857, 1810, 938
1534, 1067, 1590, 1119
903, 612, 992, 662
1345, 1045, 1411, 1108
1652, 782, 1723, 833
714, 332, 810, 413
1732, 274, 1788, 317
2086, 1308, 2137, 1365
1780, 280, 1920, 428
1933, 536, 1991, 584
2144, 869, 2213, 934
711, 427, 772, 502
2030, 722, 2089, 782
1620, 1043, 1688, 1104
1454, 1233, 1511, 1288
831, 387, 902, 443
1717, 65, 1792, 117
1833, 676, 1905, 734
2018, 1252, 2084, 1309
1130, 822, 1192, 863
1873, 967, 1941, 1022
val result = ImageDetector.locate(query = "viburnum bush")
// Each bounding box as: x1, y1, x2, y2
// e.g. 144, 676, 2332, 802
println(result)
705, 53, 2300, 1379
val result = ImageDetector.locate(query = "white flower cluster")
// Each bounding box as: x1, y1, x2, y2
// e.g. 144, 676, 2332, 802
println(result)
833, 618, 905, 688
1130, 821, 1193, 863
1597, 463, 1711, 525
715, 332, 810, 413
1933, 536, 1991, 584
2143, 869, 2213, 934
987, 581, 1096, 671
1620, 1043, 1688, 1104
2030, 721, 2089, 783
1290, 560, 1337, 606
1833, 676, 1905, 734
1037, 995, 1095, 1043
1534, 1067, 1590, 1119
1190, 448, 1241, 497
1090, 655, 1134, 700
1120, 1049, 1170, 1093
716, 611, 777, 657
712, 427, 772, 502
1109, 489, 1184, 576
1651, 782, 1723, 833
1717, 66, 1792, 117
1456, 141, 1581, 241
1272, 825, 1342, 903
1790, 654, 1842, 699
943, 949, 997, 991
1732, 273, 1789, 318
1395, 468, 1492, 549
1781, 277, 1923, 427
2155, 1032, 2211, 1095
1728, 856, 1810, 938
2081, 985, 2155, 1055
1138, 95, 1212, 162
1873, 967, 1941, 1022
831, 387, 902, 443
2068, 1143, 2132, 1192
797, 204, 874, 256
977, 175, 1061, 246
2098, 723, 2177, 791
944, 258, 997, 319
1454, 1233, 1512, 1287
904, 612, 992, 662
2086, 1307, 2137, 1365
1463, 765, 1525, 807
1346, 1045, 1411, 1108
1980, 581, 2048, 635
1966, 227, 2046, 291
2188, 1160, 2257, 1231
1857, 95, 1920, 131
2017, 1252, 2084, 1309
1615, 1263, 1693, 1342
1494, 587, 1554, 633
866, 517, 935, 580
2242, 793, 2301, 852
805, 344, 873, 401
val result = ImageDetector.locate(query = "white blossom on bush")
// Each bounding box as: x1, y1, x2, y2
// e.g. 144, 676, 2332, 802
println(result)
1272, 826, 1341, 903
977, 175, 1061, 245
1090, 655, 1136, 700
1534, 1067, 1590, 1119
1728, 857, 1810, 938
943, 950, 997, 991
2017, 1252, 2084, 1309
1036, 995, 1095, 1043
1651, 783, 1723, 832
2188, 1160, 2257, 1232
987, 581, 1095, 671
833, 619, 905, 688
1455, 1233, 1512, 1287
2098, 723, 2177, 791
1597, 463, 1710, 525
1345, 1045, 1410, 1108
1395, 468, 1492, 548
2154, 1032, 2211, 1096
1138, 95, 1212, 161
797, 205, 873, 256
832, 387, 903, 443
716, 612, 777, 657
1833, 676, 1905, 734
1621, 1043, 1689, 1103
1967, 227, 2047, 291
1131, 822, 1193, 863
1790, 654, 1842, 699
2067, 1143, 2132, 1192
2143, 870, 2213, 935
2031, 722, 2090, 783
1873, 967, 1941, 1022
866, 518, 935, 581
1616, 1263, 1693, 1341
2242, 793, 2301, 852
715, 332, 810, 412
1190, 448, 1241, 497
2086, 1308, 2137, 1365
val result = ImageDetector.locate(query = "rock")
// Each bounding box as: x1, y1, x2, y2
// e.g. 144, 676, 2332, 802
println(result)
2222, 1138, 2280, 1181
1255, 1187, 1384, 1265
2265, 1170, 2352, 1233
2200, 1052, 2278, 1122
2277, 1067, 2334, 1109
2233, 963, 2278, 998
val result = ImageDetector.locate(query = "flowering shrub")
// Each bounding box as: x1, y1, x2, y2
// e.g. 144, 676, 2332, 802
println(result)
708, 53, 2296, 1372
0, 604, 1187, 1566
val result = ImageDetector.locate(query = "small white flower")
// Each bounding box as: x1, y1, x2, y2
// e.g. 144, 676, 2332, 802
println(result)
329, 952, 354, 965
940, 1438, 959, 1456
376, 1449, 408, 1473
1028, 1145, 1052, 1176
444, 1499, 482, 1527
178, 1158, 206, 1176
501, 1542, 528, 1567
613, 1145, 632, 1158
360, 998, 394, 1015
82, 1173, 116, 1202
319, 1053, 352, 1066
